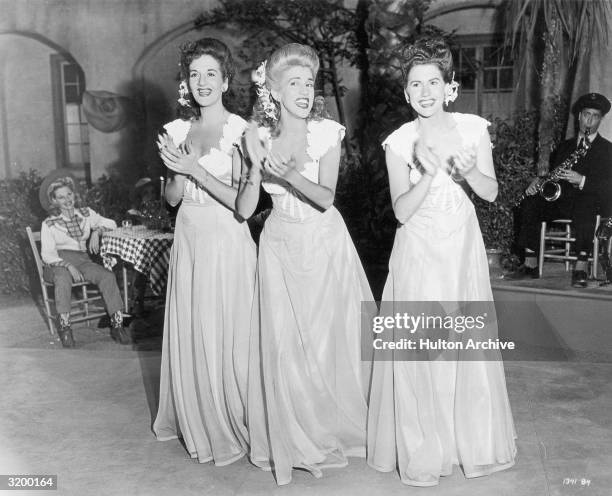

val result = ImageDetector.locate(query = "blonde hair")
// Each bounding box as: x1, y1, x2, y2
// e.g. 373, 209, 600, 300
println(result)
252, 43, 324, 134
265, 43, 319, 92
47, 177, 75, 202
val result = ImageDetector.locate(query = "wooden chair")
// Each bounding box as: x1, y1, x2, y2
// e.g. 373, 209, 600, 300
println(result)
26, 226, 107, 336
593, 216, 611, 280
537, 216, 600, 278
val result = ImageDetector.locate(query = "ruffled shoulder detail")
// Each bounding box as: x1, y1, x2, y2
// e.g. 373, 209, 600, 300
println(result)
306, 118, 345, 160
219, 114, 248, 154
382, 121, 418, 165
163, 118, 192, 146
44, 215, 61, 228
452, 113, 490, 148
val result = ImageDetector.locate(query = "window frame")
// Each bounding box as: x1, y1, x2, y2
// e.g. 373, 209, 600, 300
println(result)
50, 54, 91, 184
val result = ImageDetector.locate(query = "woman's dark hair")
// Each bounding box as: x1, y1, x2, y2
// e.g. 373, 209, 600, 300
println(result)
176, 38, 235, 120
401, 36, 454, 86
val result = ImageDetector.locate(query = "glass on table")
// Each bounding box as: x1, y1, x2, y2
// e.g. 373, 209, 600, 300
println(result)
121, 219, 133, 230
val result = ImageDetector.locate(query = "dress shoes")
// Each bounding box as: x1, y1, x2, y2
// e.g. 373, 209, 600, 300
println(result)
571, 270, 588, 288
505, 265, 539, 280
57, 326, 75, 348
110, 325, 132, 345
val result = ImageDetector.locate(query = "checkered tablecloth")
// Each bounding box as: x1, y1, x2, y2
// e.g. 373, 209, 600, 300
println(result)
101, 226, 174, 296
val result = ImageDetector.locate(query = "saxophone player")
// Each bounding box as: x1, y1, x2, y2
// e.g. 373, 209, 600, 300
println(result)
508, 93, 612, 287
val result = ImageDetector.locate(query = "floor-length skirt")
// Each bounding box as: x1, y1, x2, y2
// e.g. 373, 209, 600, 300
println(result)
153, 203, 257, 465
367, 200, 517, 486
248, 206, 374, 485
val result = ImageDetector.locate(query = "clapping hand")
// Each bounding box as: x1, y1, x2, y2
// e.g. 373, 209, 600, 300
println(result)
450, 145, 477, 178
157, 134, 198, 176
262, 151, 297, 181
414, 139, 441, 176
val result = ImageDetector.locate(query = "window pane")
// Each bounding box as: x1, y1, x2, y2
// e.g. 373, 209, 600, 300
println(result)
65, 84, 80, 103
80, 124, 89, 141
499, 68, 514, 89
68, 144, 83, 164
483, 46, 495, 65
459, 71, 476, 90
63, 64, 78, 83
65, 103, 80, 123
463, 47, 476, 59
483, 69, 497, 90
66, 123, 81, 143
83, 144, 90, 162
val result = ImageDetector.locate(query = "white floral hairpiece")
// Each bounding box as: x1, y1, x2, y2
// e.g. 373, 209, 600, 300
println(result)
445, 71, 459, 105
252, 61, 277, 122
177, 80, 191, 107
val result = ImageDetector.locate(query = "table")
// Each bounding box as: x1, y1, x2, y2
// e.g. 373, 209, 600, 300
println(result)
101, 226, 174, 312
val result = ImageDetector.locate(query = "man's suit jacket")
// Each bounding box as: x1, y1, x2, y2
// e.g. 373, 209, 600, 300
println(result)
550, 134, 612, 215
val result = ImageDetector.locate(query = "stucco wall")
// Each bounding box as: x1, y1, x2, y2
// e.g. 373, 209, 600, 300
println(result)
0, 0, 218, 181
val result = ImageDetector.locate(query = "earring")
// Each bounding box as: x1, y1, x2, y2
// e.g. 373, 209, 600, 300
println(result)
177, 80, 191, 107
444, 72, 459, 106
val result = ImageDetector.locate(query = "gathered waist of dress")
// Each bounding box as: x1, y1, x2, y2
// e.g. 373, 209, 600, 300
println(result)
269, 199, 325, 223
181, 194, 226, 208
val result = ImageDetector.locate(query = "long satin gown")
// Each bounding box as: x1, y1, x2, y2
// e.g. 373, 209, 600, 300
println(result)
367, 113, 517, 486
247, 118, 375, 485
153, 114, 257, 466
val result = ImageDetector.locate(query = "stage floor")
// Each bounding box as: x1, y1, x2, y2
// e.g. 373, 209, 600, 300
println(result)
1, 277, 611, 495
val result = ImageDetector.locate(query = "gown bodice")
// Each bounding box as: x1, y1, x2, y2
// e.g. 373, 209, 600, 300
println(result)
258, 118, 345, 221
163, 114, 247, 207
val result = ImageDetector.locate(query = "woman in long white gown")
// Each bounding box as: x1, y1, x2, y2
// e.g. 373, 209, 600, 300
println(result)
366, 37, 517, 486
152, 38, 256, 466
237, 43, 374, 485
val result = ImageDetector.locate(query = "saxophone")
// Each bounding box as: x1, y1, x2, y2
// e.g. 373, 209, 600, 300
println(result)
516, 128, 592, 205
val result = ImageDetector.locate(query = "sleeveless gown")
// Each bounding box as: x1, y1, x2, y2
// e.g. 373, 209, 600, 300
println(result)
247, 119, 375, 485
153, 114, 257, 466
367, 113, 517, 486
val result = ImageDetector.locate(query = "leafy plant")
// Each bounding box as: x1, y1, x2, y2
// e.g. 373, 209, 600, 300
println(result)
472, 111, 538, 253
0, 170, 46, 295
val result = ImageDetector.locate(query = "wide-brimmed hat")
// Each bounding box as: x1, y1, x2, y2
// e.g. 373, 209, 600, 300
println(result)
82, 90, 131, 133
572, 92, 611, 115
39, 169, 79, 211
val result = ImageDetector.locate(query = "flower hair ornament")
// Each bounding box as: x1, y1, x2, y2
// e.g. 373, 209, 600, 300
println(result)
252, 61, 278, 123
444, 72, 459, 105
177, 80, 191, 108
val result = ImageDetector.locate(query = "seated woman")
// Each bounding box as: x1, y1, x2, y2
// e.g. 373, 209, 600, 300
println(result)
39, 170, 130, 348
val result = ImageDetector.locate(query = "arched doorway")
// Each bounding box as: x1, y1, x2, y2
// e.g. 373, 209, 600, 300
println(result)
0, 31, 90, 182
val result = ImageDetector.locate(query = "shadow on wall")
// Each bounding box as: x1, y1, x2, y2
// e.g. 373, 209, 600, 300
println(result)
101, 79, 172, 184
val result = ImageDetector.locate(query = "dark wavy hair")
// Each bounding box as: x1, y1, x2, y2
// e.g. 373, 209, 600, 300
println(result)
176, 38, 235, 120
400, 36, 454, 86
252, 43, 327, 136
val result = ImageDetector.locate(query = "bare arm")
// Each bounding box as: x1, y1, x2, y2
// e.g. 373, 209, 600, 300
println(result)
269, 141, 340, 210
236, 125, 264, 219
387, 145, 436, 224
454, 130, 498, 202
164, 173, 186, 207
189, 147, 243, 211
